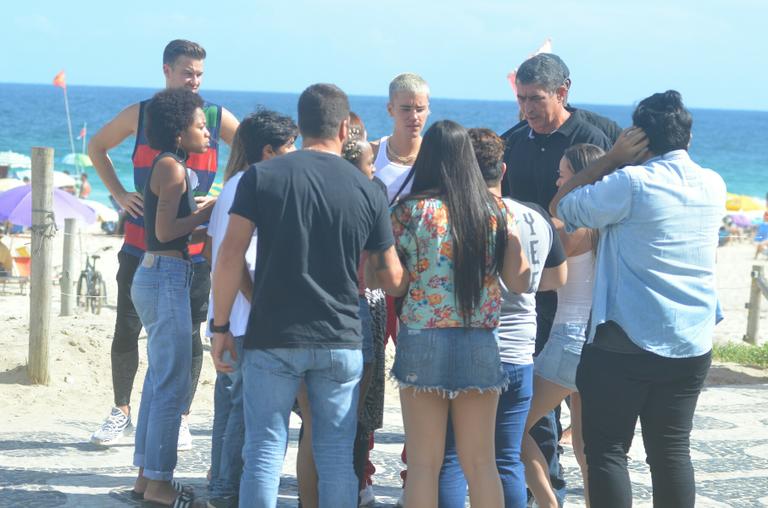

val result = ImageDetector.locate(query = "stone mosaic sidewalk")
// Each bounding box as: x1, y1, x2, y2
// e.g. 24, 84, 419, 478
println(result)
1, 384, 768, 507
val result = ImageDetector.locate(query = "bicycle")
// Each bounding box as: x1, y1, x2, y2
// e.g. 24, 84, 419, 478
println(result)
77, 246, 112, 314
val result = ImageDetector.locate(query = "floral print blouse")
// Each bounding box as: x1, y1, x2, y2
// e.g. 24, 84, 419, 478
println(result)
391, 197, 514, 329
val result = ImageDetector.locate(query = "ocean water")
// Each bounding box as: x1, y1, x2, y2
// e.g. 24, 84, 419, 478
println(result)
1, 83, 766, 205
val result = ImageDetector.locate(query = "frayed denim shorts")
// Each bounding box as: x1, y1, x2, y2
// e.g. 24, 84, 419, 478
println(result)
534, 322, 587, 392
391, 325, 508, 399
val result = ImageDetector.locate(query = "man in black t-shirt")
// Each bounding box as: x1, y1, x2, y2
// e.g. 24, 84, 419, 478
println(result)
210, 84, 405, 507
500, 53, 613, 507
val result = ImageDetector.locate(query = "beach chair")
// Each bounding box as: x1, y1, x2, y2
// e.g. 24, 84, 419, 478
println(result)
0, 255, 30, 295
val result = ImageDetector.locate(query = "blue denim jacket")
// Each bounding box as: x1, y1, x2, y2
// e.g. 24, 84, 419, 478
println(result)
557, 150, 726, 358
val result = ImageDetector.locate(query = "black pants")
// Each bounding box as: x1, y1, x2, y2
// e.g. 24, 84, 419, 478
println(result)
576, 344, 711, 508
112, 250, 208, 410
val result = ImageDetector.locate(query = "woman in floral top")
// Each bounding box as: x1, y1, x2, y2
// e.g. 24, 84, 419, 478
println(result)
387, 120, 530, 507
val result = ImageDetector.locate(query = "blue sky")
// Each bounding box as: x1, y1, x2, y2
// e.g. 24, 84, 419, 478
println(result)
4, 0, 767, 110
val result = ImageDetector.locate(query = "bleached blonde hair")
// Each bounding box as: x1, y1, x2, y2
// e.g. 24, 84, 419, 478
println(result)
389, 73, 430, 100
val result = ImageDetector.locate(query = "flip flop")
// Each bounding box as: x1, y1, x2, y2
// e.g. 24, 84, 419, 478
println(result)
131, 480, 193, 500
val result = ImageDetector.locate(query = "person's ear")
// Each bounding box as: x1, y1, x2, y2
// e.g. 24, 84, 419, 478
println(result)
162, 63, 172, 80
386, 101, 394, 118
556, 85, 568, 104
339, 118, 350, 144
501, 162, 507, 179
262, 144, 275, 161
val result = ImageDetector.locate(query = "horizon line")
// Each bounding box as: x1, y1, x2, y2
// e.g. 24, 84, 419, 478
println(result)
2, 81, 767, 114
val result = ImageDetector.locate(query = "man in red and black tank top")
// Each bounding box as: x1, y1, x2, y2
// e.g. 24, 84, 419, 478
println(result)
87, 39, 238, 448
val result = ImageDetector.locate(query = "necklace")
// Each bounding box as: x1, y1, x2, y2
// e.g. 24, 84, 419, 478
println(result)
386, 139, 419, 165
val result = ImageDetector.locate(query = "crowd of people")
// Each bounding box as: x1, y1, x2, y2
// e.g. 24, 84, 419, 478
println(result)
87, 39, 726, 508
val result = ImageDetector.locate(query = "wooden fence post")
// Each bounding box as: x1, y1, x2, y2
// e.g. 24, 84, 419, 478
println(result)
29, 147, 54, 385
744, 265, 765, 345
60, 218, 77, 316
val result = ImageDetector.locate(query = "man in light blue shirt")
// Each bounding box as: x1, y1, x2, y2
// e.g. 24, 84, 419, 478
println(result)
550, 90, 725, 508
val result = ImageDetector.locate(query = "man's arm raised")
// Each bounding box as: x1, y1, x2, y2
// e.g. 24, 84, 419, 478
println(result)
87, 104, 143, 218
549, 127, 649, 218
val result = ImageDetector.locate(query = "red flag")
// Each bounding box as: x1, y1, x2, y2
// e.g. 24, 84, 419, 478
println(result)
53, 70, 66, 89
77, 124, 86, 140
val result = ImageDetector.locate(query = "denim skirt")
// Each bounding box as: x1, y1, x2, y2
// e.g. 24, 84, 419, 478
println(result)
534, 322, 587, 392
391, 325, 509, 399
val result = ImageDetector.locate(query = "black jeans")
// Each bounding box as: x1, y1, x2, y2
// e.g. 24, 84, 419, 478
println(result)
112, 250, 208, 411
576, 343, 711, 508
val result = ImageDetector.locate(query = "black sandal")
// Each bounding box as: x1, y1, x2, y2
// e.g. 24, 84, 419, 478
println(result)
143, 490, 195, 508
131, 480, 193, 500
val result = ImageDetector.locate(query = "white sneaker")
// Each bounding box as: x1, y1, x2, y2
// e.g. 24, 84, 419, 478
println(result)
90, 407, 132, 445
359, 484, 375, 507
177, 414, 193, 451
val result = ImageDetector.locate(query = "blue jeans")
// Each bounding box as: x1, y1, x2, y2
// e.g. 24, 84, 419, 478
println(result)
210, 336, 245, 499
438, 363, 533, 508
130, 254, 193, 481
240, 347, 363, 508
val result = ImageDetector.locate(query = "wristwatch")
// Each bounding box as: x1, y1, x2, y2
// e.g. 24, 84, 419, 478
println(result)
209, 319, 230, 334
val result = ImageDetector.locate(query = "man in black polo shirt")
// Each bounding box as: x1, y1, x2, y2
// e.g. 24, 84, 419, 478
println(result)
501, 53, 612, 507
210, 83, 405, 507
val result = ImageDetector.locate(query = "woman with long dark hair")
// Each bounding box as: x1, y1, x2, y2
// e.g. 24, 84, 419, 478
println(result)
388, 120, 530, 507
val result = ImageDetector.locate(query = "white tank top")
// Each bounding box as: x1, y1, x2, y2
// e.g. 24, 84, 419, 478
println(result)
374, 136, 413, 202
552, 249, 595, 325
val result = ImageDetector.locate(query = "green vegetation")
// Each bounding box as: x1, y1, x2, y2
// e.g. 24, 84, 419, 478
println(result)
713, 342, 768, 368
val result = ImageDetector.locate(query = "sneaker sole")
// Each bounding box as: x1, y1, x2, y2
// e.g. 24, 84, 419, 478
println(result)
90, 424, 133, 446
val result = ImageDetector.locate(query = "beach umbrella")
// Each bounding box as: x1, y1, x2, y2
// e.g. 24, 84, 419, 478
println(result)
729, 214, 752, 228
15, 170, 77, 189
79, 199, 119, 223
0, 185, 96, 227
0, 178, 25, 192
62, 153, 93, 167
0, 151, 32, 169
726, 193, 766, 212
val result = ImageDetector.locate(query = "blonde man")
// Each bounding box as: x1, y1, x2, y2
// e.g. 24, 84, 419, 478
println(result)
371, 73, 430, 203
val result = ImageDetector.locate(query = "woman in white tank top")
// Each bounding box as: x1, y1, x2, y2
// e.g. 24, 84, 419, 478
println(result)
521, 144, 605, 508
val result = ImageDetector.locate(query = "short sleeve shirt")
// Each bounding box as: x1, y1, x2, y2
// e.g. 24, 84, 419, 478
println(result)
391, 197, 514, 329
229, 150, 394, 350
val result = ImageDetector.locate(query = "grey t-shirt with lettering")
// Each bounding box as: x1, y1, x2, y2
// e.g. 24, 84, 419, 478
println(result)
498, 198, 566, 365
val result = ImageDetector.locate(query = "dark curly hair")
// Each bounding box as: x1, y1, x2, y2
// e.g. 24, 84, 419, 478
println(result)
223, 108, 298, 181
468, 128, 505, 184
632, 90, 692, 155
144, 88, 204, 153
